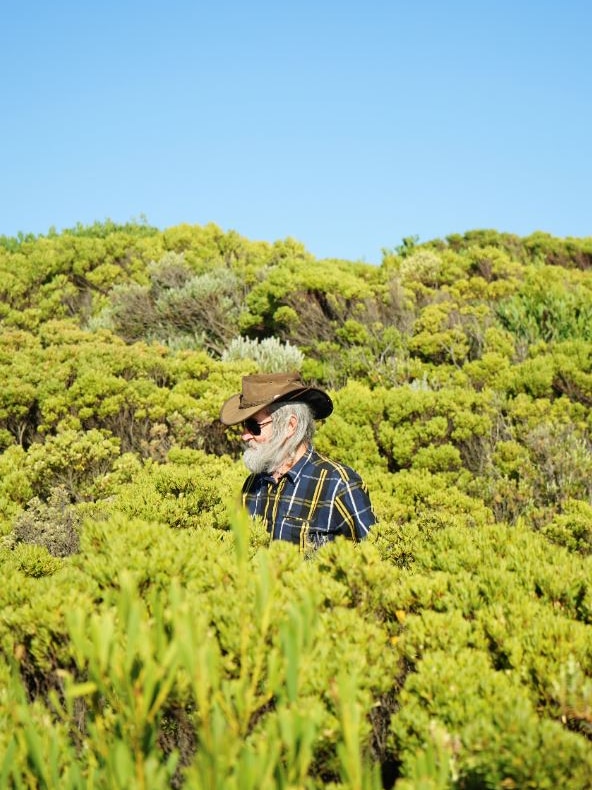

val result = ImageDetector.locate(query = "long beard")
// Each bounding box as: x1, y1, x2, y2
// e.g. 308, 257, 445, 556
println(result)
243, 429, 298, 475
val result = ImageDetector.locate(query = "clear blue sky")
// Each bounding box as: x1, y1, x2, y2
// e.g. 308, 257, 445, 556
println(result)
2, 0, 590, 263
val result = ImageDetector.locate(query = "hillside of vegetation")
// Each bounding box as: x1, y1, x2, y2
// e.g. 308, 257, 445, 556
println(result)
0, 221, 591, 788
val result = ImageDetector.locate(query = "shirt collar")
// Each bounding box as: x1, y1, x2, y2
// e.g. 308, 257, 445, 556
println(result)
283, 444, 314, 482
261, 444, 314, 485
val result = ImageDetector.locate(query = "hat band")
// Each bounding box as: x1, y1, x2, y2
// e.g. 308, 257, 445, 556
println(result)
239, 394, 264, 409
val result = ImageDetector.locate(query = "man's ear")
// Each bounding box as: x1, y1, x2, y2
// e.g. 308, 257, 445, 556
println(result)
286, 413, 298, 438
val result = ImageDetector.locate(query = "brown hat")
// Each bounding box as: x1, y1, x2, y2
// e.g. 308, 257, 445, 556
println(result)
220, 372, 333, 425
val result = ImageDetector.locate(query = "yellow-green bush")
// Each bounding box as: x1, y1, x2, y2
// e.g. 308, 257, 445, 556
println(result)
1, 223, 592, 787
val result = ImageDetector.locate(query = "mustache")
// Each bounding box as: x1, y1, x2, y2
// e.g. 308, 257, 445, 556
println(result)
242, 427, 298, 474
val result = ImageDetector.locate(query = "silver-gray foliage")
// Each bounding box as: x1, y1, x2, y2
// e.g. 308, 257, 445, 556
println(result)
222, 336, 304, 372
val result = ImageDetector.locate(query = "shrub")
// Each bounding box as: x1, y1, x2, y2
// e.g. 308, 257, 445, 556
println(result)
392, 649, 592, 789
108, 451, 243, 532
24, 429, 121, 501
12, 486, 80, 557
2, 224, 592, 786
542, 499, 592, 555
221, 335, 304, 372
7, 542, 63, 577
92, 254, 245, 355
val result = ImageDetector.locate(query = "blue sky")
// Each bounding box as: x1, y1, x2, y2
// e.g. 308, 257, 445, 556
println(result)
2, 0, 590, 263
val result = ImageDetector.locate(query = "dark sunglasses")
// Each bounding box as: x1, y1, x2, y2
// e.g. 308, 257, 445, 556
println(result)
243, 417, 273, 435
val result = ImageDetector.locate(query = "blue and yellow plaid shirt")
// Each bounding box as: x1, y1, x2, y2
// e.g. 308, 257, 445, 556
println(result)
241, 446, 376, 550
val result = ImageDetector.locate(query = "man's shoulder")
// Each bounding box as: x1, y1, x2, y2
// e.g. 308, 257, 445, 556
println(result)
307, 449, 363, 484
242, 472, 266, 493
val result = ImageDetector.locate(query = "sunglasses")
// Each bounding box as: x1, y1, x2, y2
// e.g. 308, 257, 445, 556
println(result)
243, 417, 274, 435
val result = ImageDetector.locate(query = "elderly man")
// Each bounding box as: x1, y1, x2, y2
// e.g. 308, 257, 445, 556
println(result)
220, 372, 376, 550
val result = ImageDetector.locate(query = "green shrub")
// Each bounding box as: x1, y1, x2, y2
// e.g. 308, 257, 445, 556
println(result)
2, 224, 592, 787
392, 649, 592, 789
8, 542, 63, 577
542, 499, 592, 555
103, 448, 244, 532
24, 429, 121, 501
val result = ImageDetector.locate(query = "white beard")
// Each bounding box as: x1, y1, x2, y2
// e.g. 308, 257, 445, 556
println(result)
243, 428, 296, 475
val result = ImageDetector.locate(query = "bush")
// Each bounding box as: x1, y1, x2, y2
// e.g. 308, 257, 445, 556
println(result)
542, 499, 592, 555
2, 224, 592, 786
221, 335, 304, 372
7, 542, 63, 577
392, 649, 592, 789
12, 486, 80, 557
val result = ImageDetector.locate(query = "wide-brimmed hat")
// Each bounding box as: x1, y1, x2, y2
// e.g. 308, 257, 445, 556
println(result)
220, 372, 333, 425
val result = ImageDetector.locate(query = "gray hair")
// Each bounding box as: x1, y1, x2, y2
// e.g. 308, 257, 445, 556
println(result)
271, 402, 315, 447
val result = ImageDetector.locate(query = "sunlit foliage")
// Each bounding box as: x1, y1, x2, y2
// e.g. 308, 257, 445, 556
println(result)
0, 221, 591, 787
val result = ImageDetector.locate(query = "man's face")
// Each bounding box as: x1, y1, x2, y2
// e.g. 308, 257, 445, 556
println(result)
241, 409, 274, 444
241, 408, 288, 474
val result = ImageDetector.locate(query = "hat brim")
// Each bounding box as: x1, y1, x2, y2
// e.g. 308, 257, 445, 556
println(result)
220, 386, 333, 426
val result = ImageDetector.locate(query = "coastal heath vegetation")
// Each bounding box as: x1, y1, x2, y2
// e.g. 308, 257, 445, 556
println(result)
0, 220, 591, 788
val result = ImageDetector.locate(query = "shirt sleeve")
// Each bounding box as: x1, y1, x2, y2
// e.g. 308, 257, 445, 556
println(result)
334, 477, 377, 540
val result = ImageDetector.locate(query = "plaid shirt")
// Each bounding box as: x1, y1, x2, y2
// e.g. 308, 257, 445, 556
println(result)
241, 446, 376, 550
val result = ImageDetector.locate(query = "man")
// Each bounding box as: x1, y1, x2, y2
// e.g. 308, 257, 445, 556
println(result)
220, 372, 376, 550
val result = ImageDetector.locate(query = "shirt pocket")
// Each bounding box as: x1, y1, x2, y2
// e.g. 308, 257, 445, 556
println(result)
276, 515, 309, 545
276, 516, 332, 551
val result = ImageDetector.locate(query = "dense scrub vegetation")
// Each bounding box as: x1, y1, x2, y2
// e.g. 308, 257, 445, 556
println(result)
1, 220, 591, 788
